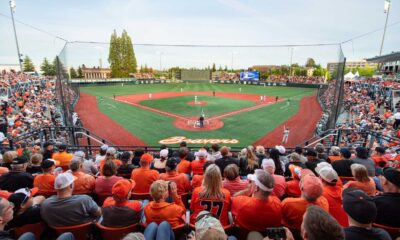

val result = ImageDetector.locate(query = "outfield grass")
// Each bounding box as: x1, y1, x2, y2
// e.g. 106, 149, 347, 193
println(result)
80, 83, 316, 146
140, 95, 256, 117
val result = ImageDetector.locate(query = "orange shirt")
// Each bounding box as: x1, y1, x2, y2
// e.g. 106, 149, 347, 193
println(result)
343, 178, 376, 196
190, 186, 231, 226
159, 171, 191, 195
99, 159, 122, 176
328, 155, 341, 163
52, 152, 74, 167
322, 185, 348, 227
72, 171, 95, 194
177, 159, 191, 175
103, 198, 142, 211
286, 179, 301, 198
232, 195, 282, 231
190, 159, 206, 175
34, 173, 56, 194
372, 155, 388, 167
144, 197, 186, 228
0, 191, 11, 199
0, 167, 9, 176
282, 196, 329, 230
191, 175, 204, 189
131, 168, 160, 194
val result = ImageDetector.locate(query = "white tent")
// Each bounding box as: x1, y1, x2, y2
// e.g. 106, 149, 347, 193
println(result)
354, 71, 360, 77
344, 71, 355, 79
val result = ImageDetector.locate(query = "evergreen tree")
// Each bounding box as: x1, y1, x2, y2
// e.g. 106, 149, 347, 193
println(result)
224, 66, 228, 71
218, 65, 223, 71
77, 66, 83, 78
212, 63, 216, 72
40, 58, 56, 76
70, 67, 78, 78
108, 29, 138, 78
305, 58, 316, 68
108, 30, 120, 77
23, 55, 35, 72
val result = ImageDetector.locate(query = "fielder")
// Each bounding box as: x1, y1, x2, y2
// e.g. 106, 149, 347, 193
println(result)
282, 126, 290, 144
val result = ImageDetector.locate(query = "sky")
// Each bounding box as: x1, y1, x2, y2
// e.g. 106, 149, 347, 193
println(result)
0, 0, 399, 70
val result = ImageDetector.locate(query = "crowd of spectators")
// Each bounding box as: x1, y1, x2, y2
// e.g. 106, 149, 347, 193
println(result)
131, 73, 155, 80
268, 76, 325, 84
0, 140, 397, 239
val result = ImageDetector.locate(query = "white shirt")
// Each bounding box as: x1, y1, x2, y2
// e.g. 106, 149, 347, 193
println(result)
394, 112, 400, 120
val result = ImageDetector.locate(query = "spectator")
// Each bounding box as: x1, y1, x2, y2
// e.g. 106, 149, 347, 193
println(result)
191, 162, 213, 189
159, 157, 191, 195
1, 151, 17, 170
294, 146, 308, 164
131, 153, 159, 194
69, 159, 95, 195
255, 146, 267, 166
191, 148, 207, 175
262, 158, 286, 199
238, 146, 259, 176
101, 179, 142, 227
122, 233, 145, 240
190, 164, 231, 226
374, 167, 400, 227
0, 157, 33, 192
209, 144, 222, 161
276, 145, 289, 167
371, 147, 388, 167
42, 141, 54, 160
232, 169, 282, 232
281, 171, 329, 230
191, 210, 235, 240
74, 151, 98, 176
284, 152, 306, 177
52, 144, 73, 169
222, 164, 247, 195
343, 188, 391, 240
99, 147, 122, 175
33, 159, 56, 195
305, 148, 323, 175
41, 172, 101, 226
26, 153, 43, 175
332, 148, 354, 177
95, 160, 122, 197
269, 148, 284, 175
144, 180, 185, 239
215, 146, 239, 175
151, 149, 168, 174
344, 164, 376, 196
132, 148, 144, 167
30, 145, 41, 155
285, 166, 303, 198
7, 187, 44, 229
95, 144, 108, 166
177, 147, 191, 175
315, 163, 348, 227
315, 143, 328, 161
352, 147, 375, 177
328, 146, 342, 163
117, 151, 135, 179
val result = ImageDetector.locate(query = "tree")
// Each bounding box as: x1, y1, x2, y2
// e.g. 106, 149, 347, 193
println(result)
305, 58, 316, 68
108, 29, 138, 78
212, 63, 216, 72
40, 58, 56, 76
224, 66, 228, 71
70, 67, 78, 78
77, 66, 83, 78
23, 56, 35, 72
218, 65, 223, 71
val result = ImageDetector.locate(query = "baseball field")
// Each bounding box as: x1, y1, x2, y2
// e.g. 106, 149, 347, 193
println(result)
75, 83, 322, 147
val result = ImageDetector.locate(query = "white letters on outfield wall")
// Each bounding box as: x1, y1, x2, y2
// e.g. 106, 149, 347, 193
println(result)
159, 136, 239, 145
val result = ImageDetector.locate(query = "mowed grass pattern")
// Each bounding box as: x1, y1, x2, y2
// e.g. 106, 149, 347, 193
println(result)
140, 95, 256, 117
80, 83, 316, 146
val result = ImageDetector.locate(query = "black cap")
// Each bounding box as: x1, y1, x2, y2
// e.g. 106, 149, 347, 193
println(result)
375, 147, 386, 154
340, 148, 351, 159
12, 156, 28, 165
383, 167, 400, 188
166, 157, 179, 170
306, 148, 317, 157
342, 188, 377, 224
41, 159, 55, 169
356, 147, 368, 159
43, 141, 54, 148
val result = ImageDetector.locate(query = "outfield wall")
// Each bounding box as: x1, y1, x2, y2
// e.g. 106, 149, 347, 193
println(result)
181, 70, 211, 81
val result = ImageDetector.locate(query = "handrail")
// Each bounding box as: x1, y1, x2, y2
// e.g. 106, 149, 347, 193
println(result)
74, 132, 105, 145
304, 133, 338, 148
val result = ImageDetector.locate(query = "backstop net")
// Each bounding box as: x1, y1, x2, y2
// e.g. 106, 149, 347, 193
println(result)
56, 41, 346, 133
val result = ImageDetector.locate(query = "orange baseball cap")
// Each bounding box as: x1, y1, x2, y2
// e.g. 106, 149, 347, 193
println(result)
140, 153, 154, 163
112, 179, 135, 199
300, 175, 323, 200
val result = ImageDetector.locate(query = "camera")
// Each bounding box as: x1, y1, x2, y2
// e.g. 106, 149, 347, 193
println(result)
266, 227, 286, 240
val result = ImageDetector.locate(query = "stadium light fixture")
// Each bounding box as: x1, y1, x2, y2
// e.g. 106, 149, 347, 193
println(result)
379, 0, 391, 56
9, 0, 23, 73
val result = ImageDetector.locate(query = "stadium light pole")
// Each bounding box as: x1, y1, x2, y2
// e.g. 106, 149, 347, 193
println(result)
379, 0, 390, 56
156, 51, 163, 71
9, 0, 23, 73
289, 47, 294, 76
231, 51, 238, 71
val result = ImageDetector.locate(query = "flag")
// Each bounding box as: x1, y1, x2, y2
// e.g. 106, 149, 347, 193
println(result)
9, 0, 16, 13
384, 0, 390, 13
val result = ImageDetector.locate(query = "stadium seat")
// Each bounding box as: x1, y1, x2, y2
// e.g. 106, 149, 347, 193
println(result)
131, 192, 152, 201
180, 192, 190, 209
14, 222, 46, 240
96, 194, 111, 205
373, 223, 400, 239
51, 222, 93, 240
96, 222, 139, 240
339, 176, 354, 184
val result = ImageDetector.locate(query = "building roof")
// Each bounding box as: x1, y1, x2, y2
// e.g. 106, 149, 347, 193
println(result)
367, 51, 400, 63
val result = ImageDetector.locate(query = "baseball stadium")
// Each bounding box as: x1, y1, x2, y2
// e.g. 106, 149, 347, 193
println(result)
1, 0, 400, 240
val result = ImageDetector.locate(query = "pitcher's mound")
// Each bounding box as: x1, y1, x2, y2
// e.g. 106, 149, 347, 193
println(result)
187, 101, 208, 105
174, 117, 223, 131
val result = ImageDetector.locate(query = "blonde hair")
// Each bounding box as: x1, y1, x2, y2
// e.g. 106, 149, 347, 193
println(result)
30, 154, 43, 165
200, 164, 225, 199
246, 147, 259, 170
150, 180, 168, 202
255, 146, 265, 154
3, 151, 17, 164
351, 164, 370, 182
224, 164, 239, 180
